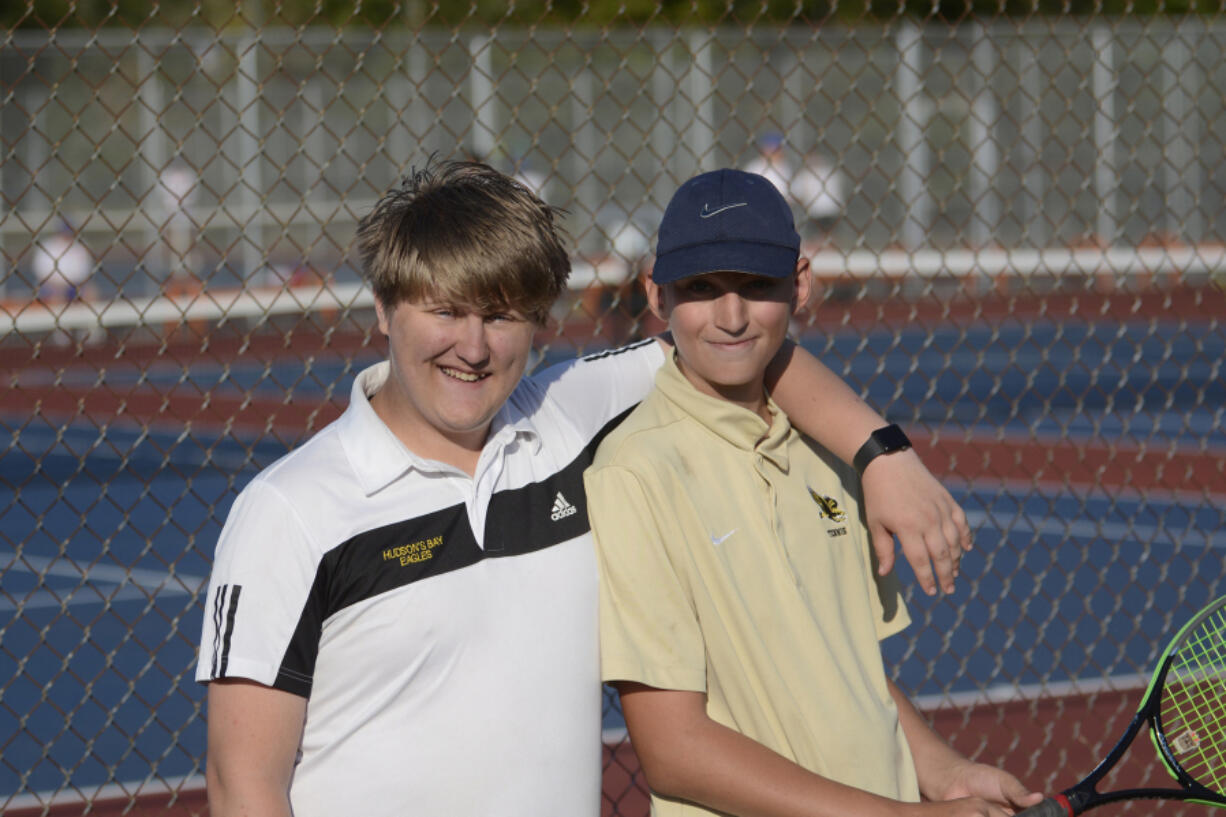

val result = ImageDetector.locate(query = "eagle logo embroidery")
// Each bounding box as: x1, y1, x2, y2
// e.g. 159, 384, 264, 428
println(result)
809, 489, 847, 523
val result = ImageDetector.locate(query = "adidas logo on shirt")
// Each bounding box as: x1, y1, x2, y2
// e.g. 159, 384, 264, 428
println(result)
550, 492, 578, 521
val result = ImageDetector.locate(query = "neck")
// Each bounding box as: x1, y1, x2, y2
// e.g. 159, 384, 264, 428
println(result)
369, 384, 486, 477
675, 358, 771, 423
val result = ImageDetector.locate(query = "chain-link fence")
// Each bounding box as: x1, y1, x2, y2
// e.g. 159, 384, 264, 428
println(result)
2, 7, 1224, 816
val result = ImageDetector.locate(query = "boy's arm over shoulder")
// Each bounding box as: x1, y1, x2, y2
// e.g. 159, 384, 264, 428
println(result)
529, 339, 665, 439
766, 341, 971, 597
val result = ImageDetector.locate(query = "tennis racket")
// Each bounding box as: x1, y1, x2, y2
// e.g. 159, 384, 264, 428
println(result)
1018, 595, 1226, 816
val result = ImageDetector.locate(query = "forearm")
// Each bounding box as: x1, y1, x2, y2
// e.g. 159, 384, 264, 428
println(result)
657, 721, 915, 817
890, 681, 1044, 813
888, 680, 969, 801
765, 341, 886, 465
207, 772, 295, 817
622, 684, 914, 817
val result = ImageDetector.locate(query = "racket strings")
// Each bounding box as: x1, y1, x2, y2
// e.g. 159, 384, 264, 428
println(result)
1161, 606, 1226, 793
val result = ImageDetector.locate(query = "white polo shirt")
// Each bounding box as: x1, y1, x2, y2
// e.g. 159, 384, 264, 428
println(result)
197, 339, 663, 817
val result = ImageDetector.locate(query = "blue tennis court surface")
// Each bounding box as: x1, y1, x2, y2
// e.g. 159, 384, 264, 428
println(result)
2, 315, 1223, 796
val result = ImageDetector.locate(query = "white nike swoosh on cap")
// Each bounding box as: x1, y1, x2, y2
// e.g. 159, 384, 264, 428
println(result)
710, 529, 736, 546
700, 202, 747, 218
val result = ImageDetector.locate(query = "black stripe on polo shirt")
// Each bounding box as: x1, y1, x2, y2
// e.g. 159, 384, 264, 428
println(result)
579, 337, 656, 363
483, 403, 636, 553
209, 585, 225, 677
219, 585, 242, 676
271, 402, 639, 698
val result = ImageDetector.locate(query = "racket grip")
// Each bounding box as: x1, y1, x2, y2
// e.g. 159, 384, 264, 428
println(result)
1015, 797, 1072, 817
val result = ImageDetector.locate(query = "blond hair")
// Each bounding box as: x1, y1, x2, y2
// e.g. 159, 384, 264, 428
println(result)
357, 160, 570, 324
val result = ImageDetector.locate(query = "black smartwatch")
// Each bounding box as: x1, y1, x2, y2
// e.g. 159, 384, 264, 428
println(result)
853, 424, 912, 476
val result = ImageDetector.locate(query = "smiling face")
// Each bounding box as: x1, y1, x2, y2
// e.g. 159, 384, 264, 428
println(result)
371, 295, 536, 468
647, 263, 810, 418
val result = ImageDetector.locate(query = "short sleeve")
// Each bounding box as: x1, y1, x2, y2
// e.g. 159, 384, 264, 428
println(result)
584, 465, 706, 693
196, 479, 323, 696
531, 340, 665, 441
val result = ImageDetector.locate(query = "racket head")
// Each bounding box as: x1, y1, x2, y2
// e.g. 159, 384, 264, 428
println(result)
1150, 594, 1226, 803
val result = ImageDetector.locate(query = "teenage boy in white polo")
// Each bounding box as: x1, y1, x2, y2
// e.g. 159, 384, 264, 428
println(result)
199, 161, 971, 817
587, 169, 1041, 817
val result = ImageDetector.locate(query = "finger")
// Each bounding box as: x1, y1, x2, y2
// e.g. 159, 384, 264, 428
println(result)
953, 501, 973, 552
947, 527, 963, 581
933, 510, 962, 582
869, 524, 896, 577
1001, 777, 1044, 809
899, 532, 938, 596
934, 483, 974, 554
926, 529, 958, 594
1014, 791, 1045, 809
938, 503, 966, 574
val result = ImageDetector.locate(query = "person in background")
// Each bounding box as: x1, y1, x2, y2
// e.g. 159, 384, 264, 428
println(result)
745, 133, 845, 248
33, 220, 93, 305
743, 132, 792, 199
792, 149, 846, 246
31, 220, 99, 345
160, 159, 200, 296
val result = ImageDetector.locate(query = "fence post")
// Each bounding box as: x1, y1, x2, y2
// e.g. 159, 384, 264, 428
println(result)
139, 43, 167, 296
469, 32, 496, 161
1092, 23, 1118, 247
236, 29, 265, 286
687, 29, 715, 172
1162, 21, 1199, 245
1017, 28, 1047, 248
895, 21, 930, 252
969, 22, 1000, 248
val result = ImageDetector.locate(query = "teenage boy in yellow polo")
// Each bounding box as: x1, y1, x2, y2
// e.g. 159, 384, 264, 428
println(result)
586, 169, 1041, 817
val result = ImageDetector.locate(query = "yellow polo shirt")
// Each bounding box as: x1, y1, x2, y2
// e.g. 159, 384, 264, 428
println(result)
586, 355, 920, 816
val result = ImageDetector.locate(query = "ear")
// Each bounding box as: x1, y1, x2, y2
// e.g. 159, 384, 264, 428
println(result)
645, 276, 668, 322
374, 298, 392, 336
792, 257, 813, 313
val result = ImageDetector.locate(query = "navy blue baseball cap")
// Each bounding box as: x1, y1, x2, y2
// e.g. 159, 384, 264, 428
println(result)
652, 168, 800, 284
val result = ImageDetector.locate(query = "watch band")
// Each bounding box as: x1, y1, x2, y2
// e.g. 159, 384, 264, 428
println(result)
853, 424, 912, 476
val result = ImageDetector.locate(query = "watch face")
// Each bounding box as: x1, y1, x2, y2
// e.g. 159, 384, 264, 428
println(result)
855, 425, 911, 475
874, 424, 911, 451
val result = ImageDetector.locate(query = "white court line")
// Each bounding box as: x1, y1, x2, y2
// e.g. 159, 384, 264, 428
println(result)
3, 426, 267, 472
963, 509, 1226, 550
807, 244, 1226, 280
0, 551, 207, 612
913, 673, 1149, 712
1, 283, 374, 336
